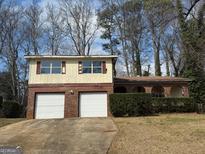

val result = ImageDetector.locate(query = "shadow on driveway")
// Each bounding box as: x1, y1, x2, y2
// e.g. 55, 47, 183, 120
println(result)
0, 118, 117, 154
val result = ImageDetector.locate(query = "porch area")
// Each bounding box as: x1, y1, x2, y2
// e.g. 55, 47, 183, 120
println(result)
114, 77, 191, 97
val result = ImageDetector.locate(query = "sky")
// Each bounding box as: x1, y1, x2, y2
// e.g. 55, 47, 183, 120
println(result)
20, 0, 106, 55
18, 0, 112, 56
0, 0, 176, 75
0, 0, 107, 71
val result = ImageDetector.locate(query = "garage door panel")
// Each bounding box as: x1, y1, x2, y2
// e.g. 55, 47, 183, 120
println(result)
35, 114, 64, 119
38, 98, 64, 102
35, 93, 64, 119
36, 111, 64, 116
80, 93, 107, 117
36, 104, 64, 107
36, 94, 64, 104
36, 107, 64, 112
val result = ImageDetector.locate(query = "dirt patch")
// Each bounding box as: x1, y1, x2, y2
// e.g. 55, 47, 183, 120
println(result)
109, 113, 205, 154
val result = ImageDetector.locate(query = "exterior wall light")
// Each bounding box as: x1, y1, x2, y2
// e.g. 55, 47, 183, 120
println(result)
70, 90, 74, 95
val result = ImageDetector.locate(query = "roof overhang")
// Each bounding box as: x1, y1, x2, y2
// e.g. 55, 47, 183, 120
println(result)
114, 77, 191, 84
24, 55, 118, 60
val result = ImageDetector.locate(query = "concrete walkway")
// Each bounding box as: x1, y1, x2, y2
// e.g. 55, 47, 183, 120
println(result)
0, 118, 117, 154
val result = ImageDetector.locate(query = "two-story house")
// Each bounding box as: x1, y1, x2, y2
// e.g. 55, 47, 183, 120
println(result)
25, 55, 117, 119
25, 55, 190, 119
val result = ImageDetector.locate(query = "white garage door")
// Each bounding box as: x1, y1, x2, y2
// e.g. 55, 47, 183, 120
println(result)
35, 93, 65, 119
80, 93, 107, 117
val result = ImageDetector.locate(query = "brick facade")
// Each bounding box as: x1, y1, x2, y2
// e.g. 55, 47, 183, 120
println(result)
27, 77, 190, 119
114, 77, 190, 97
27, 83, 113, 119
114, 82, 189, 97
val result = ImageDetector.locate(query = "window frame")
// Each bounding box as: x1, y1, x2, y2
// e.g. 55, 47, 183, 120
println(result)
82, 61, 103, 74
93, 61, 102, 74
40, 60, 62, 74
82, 61, 92, 74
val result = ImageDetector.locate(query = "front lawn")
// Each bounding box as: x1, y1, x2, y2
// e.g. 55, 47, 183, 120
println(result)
109, 114, 205, 154
0, 118, 25, 128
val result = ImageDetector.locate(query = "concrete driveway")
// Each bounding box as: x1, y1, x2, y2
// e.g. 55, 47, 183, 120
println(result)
0, 118, 117, 154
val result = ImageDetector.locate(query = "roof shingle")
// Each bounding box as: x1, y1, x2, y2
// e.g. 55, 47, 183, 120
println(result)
114, 76, 191, 83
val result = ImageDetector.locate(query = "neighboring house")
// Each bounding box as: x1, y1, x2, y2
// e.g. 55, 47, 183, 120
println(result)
25, 55, 190, 119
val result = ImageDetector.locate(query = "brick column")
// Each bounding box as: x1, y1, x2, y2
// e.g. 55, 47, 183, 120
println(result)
164, 86, 172, 97
65, 89, 78, 118
182, 86, 189, 97
26, 89, 35, 119
64, 90, 70, 118
144, 87, 152, 94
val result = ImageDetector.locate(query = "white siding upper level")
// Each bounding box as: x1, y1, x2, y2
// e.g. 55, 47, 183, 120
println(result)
26, 55, 117, 84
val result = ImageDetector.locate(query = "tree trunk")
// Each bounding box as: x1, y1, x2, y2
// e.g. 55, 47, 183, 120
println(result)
124, 52, 130, 76
153, 37, 161, 76
135, 49, 142, 76
151, 27, 161, 76
165, 51, 170, 76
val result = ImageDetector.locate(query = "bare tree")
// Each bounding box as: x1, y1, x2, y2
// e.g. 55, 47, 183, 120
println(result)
60, 0, 98, 55
0, 1, 30, 110
0, 0, 10, 55
184, 0, 202, 18
124, 1, 144, 76
99, 0, 131, 76
145, 0, 174, 76
99, 0, 147, 77
1, 2, 25, 103
45, 4, 64, 55
161, 25, 184, 77
114, 0, 130, 76
25, 0, 43, 55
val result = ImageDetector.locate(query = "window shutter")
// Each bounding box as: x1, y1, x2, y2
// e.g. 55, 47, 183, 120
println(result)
36, 61, 41, 74
102, 61, 107, 74
78, 61, 82, 74
62, 61, 66, 74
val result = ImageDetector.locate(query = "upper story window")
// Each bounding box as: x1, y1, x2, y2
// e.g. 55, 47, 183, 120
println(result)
41, 61, 62, 74
82, 61, 102, 74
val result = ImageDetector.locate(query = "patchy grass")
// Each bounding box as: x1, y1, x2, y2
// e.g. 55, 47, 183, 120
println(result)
109, 114, 205, 154
0, 118, 25, 128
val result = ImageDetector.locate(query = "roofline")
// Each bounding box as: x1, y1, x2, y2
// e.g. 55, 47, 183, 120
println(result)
114, 81, 191, 84
114, 77, 192, 82
24, 55, 118, 59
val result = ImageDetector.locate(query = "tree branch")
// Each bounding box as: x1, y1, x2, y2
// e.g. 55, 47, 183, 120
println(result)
185, 0, 201, 18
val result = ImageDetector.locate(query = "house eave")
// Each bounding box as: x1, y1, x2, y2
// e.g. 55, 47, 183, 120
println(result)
24, 55, 118, 60
114, 77, 192, 84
